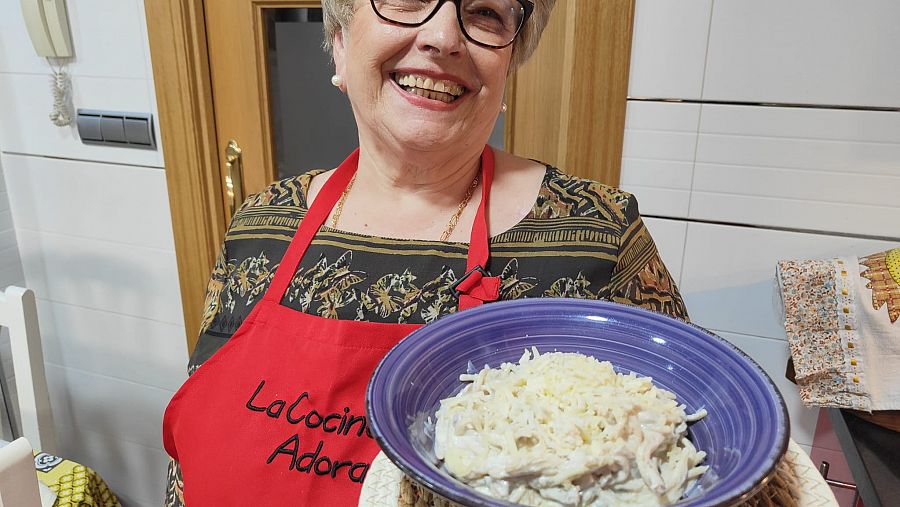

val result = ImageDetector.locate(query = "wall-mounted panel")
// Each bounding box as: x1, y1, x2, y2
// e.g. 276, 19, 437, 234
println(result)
0, 1, 176, 505
690, 105, 900, 237
38, 299, 188, 392
0, 74, 162, 167
620, 101, 700, 217
16, 230, 184, 326
0, 0, 148, 79
3, 155, 175, 250
63, 0, 149, 79
628, 0, 712, 100
680, 222, 898, 340
44, 364, 172, 449
703, 1, 900, 107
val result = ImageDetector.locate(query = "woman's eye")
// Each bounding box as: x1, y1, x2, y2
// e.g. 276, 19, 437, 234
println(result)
465, 0, 511, 23
474, 8, 502, 20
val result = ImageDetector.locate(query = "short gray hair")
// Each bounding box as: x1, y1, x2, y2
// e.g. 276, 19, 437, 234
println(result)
322, 0, 557, 69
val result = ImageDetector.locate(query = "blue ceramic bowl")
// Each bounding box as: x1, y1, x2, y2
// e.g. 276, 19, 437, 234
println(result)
367, 299, 789, 507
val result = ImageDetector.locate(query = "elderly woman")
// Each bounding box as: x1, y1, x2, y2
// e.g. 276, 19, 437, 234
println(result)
163, 0, 688, 505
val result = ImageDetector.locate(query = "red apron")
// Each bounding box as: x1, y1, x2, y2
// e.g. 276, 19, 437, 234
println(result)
163, 146, 500, 505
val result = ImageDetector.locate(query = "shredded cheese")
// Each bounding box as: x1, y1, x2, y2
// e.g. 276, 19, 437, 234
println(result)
433, 348, 708, 506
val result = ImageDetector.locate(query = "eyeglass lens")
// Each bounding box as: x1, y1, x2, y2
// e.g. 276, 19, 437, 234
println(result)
372, 0, 527, 48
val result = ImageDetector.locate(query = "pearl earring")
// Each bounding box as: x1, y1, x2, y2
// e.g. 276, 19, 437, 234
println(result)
501, 102, 508, 113
331, 74, 344, 88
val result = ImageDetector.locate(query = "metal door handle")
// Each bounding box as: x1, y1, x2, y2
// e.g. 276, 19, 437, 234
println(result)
225, 139, 245, 217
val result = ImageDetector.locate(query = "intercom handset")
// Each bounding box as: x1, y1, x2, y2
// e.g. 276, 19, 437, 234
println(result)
21, 0, 74, 58
20, 0, 75, 127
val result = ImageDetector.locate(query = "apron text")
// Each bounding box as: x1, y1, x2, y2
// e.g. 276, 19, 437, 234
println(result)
266, 435, 369, 483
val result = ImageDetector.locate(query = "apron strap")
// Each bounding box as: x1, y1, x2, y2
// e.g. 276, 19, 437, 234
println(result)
264, 146, 500, 311
455, 146, 500, 311
264, 149, 359, 303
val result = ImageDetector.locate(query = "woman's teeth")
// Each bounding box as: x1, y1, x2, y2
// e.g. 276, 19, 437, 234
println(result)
407, 87, 456, 103
393, 74, 465, 103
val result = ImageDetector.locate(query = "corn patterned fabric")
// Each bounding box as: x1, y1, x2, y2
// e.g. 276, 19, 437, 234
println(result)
860, 248, 900, 323
34, 451, 120, 507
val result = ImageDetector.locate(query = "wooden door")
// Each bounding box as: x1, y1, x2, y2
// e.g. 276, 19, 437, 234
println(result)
508, 1, 635, 179
146, 0, 635, 352
204, 0, 315, 217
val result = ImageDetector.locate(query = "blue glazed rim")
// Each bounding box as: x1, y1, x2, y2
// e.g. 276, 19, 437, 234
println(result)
367, 299, 790, 507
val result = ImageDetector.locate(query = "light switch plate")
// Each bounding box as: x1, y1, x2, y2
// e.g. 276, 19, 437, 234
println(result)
123, 118, 153, 145
99, 117, 127, 143
76, 114, 103, 141
77, 110, 156, 150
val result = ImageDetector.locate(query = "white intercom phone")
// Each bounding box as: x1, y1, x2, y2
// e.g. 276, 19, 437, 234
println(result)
20, 0, 75, 127
21, 0, 73, 58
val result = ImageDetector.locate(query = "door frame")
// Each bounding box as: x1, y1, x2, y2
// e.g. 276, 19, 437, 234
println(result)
145, 0, 224, 352
144, 0, 635, 353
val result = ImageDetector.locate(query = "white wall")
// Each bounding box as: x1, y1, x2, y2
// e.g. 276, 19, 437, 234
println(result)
0, 155, 27, 441
625, 0, 900, 460
0, 1, 188, 506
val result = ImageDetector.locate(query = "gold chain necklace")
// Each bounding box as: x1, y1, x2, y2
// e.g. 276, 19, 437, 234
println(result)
330, 172, 480, 241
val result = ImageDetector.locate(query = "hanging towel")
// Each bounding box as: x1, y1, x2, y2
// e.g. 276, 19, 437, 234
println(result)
777, 247, 900, 411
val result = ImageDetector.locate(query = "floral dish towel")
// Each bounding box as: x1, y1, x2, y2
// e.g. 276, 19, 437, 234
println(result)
777, 247, 900, 411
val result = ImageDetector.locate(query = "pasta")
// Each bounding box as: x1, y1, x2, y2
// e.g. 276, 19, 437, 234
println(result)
433, 348, 708, 506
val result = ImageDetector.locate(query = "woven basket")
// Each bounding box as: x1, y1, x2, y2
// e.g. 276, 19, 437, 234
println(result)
396, 455, 801, 507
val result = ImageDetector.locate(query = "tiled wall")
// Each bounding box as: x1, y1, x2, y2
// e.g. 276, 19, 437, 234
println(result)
0, 1, 187, 506
629, 0, 900, 107
626, 1, 900, 504
0, 155, 27, 441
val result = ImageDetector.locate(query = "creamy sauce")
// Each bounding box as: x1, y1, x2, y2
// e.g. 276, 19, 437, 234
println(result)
433, 349, 708, 506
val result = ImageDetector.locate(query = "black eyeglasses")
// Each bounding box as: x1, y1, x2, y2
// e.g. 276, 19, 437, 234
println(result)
370, 0, 534, 49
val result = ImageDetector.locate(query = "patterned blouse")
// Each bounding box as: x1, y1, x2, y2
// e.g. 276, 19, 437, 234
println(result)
164, 166, 689, 506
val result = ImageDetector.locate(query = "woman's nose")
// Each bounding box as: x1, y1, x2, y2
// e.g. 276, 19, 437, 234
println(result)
417, 1, 465, 56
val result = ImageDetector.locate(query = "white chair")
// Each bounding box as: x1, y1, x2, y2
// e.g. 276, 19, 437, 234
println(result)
0, 287, 56, 454
0, 437, 42, 507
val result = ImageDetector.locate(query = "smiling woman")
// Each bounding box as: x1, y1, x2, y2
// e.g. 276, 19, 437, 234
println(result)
161, 0, 693, 505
